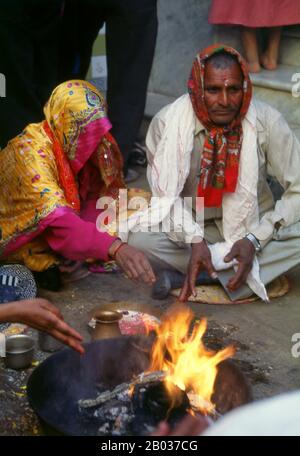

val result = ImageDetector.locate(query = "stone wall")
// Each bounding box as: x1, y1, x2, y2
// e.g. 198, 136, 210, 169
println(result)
148, 0, 213, 97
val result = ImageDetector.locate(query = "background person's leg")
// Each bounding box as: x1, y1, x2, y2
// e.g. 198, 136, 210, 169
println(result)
58, 0, 105, 81
0, 7, 41, 147
261, 27, 282, 71
33, 1, 62, 103
0, 2, 62, 148
241, 26, 261, 73
105, 0, 158, 174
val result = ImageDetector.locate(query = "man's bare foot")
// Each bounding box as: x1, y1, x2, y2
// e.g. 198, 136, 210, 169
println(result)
260, 53, 278, 71
246, 61, 261, 73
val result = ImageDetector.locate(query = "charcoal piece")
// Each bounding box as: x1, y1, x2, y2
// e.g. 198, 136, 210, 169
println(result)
130, 381, 190, 435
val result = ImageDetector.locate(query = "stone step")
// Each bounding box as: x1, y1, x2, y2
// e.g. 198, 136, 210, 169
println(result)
145, 91, 176, 119
250, 64, 297, 92
252, 74, 300, 127
279, 35, 300, 67
279, 25, 300, 66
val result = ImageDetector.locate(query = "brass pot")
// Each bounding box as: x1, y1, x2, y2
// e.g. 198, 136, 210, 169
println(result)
92, 310, 122, 340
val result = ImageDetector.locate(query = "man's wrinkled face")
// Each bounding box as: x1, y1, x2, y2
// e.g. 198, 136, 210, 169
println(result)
204, 61, 244, 126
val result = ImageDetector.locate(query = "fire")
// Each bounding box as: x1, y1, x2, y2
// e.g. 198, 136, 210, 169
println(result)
148, 305, 235, 414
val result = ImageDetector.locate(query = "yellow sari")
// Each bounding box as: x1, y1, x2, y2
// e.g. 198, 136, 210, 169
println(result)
0, 80, 125, 271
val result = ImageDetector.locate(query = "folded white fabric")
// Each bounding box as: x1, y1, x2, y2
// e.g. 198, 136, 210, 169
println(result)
209, 242, 268, 301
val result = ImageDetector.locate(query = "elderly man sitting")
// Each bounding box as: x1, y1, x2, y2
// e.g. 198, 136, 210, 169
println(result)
124, 44, 300, 302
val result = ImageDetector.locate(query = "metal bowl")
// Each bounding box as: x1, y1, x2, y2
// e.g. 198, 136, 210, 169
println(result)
5, 334, 35, 369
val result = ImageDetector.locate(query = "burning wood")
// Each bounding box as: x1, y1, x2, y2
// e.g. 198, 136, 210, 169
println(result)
148, 304, 235, 415
79, 376, 191, 436
78, 370, 167, 409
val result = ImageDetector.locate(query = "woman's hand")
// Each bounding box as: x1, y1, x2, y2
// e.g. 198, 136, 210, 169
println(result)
2, 298, 84, 354
179, 240, 217, 301
110, 240, 156, 285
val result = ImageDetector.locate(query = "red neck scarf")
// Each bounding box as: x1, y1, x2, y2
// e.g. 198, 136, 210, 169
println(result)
43, 120, 81, 212
188, 44, 252, 207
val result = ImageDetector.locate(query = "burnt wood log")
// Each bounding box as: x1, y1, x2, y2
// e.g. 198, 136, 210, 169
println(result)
78, 370, 167, 409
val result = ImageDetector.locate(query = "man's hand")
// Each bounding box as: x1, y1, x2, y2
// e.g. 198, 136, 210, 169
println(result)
150, 414, 209, 436
111, 241, 156, 285
179, 240, 217, 302
224, 238, 256, 291
7, 298, 84, 354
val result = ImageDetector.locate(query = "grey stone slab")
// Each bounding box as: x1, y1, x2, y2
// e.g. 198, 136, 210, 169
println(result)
253, 86, 300, 126
250, 64, 298, 92
145, 91, 176, 119
148, 0, 214, 98
279, 36, 300, 67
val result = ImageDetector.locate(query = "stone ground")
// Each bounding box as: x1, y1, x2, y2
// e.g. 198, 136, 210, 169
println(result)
0, 165, 300, 435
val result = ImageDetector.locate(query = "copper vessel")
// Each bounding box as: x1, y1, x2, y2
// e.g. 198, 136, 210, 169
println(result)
92, 310, 122, 340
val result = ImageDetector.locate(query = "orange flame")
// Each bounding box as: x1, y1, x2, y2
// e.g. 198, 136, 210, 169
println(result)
148, 305, 235, 414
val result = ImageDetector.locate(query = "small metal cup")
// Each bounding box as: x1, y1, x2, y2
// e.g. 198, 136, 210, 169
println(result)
5, 334, 35, 369
38, 331, 63, 353
92, 310, 122, 340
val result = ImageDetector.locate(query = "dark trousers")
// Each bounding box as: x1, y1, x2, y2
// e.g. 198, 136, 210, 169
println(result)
0, 2, 63, 148
59, 0, 158, 172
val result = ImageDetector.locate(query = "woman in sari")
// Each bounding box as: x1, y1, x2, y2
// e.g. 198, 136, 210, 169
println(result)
0, 80, 155, 289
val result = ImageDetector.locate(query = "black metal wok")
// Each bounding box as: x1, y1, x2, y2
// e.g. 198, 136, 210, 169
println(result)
27, 336, 252, 436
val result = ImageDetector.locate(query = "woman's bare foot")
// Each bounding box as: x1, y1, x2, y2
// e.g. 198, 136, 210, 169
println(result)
241, 27, 261, 73
260, 53, 277, 70
261, 27, 282, 71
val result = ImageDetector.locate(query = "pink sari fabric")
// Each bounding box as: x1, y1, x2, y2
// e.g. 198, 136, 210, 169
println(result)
209, 0, 300, 27
44, 209, 116, 262
69, 117, 112, 175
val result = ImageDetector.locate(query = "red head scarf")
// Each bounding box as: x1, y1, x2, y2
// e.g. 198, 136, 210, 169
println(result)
188, 44, 252, 207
